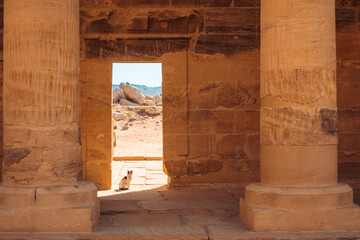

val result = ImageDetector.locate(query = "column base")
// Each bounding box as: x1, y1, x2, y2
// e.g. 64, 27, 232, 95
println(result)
0, 181, 100, 232
240, 182, 360, 232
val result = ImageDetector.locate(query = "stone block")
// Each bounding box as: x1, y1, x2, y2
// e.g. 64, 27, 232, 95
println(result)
163, 91, 187, 110
163, 159, 188, 177
139, 0, 170, 6
125, 38, 189, 58
227, 158, 259, 172
336, 8, 357, 32
188, 134, 215, 158
339, 161, 360, 182
244, 134, 260, 159
336, 0, 360, 8
172, 0, 232, 7
127, 16, 148, 32
188, 110, 216, 134
163, 134, 188, 159
215, 134, 247, 159
148, 10, 203, 33
86, 18, 115, 34
339, 132, 360, 153
205, 8, 259, 33
86, 161, 111, 190
188, 81, 239, 109
86, 134, 112, 162
234, 0, 260, 7
240, 183, 360, 231
337, 33, 360, 60
86, 108, 112, 135
0, 182, 99, 232
338, 69, 360, 109
86, 39, 126, 59
338, 109, 360, 133
236, 111, 259, 134
188, 110, 236, 134
194, 33, 259, 55
111, 0, 139, 7
80, 0, 104, 7
163, 110, 188, 134
187, 159, 223, 175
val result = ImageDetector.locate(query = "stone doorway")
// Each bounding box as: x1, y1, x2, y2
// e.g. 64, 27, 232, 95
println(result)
111, 62, 166, 190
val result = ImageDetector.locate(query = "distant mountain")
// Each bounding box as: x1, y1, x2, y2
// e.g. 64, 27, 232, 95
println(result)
113, 83, 162, 97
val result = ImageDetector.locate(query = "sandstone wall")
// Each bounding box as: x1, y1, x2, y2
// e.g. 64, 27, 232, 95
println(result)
336, 0, 360, 189
79, 0, 261, 188
79, 0, 360, 188
0, 0, 359, 189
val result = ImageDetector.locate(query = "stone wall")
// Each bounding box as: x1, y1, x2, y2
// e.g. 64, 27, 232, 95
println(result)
0, 0, 359, 189
79, 0, 261, 188
79, 0, 360, 188
336, 0, 360, 189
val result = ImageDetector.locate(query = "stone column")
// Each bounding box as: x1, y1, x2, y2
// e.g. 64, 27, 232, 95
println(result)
0, 0, 99, 232
240, 0, 360, 231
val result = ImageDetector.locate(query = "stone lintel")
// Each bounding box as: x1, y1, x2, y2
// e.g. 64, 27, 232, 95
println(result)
0, 181, 99, 232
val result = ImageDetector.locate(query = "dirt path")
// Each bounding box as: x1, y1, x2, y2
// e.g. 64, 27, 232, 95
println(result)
113, 104, 163, 157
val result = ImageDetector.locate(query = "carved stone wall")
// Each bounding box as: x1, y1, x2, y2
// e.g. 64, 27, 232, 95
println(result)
0, 0, 359, 189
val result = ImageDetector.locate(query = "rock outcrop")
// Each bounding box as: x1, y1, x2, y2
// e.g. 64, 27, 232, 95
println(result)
113, 88, 126, 103
120, 82, 146, 105
154, 95, 162, 106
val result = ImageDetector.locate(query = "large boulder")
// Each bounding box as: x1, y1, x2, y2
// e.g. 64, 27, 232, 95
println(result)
154, 95, 162, 106
119, 99, 139, 106
120, 82, 146, 105
113, 88, 126, 103
144, 99, 156, 106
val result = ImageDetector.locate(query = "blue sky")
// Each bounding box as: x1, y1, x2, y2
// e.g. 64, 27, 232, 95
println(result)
112, 63, 162, 87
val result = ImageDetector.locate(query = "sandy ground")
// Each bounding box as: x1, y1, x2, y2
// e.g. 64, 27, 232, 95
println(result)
113, 104, 163, 157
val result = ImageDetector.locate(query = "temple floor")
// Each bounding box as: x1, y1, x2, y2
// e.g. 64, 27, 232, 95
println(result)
1, 160, 360, 239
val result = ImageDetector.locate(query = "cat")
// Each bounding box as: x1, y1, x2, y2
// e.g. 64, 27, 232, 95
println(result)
119, 170, 133, 190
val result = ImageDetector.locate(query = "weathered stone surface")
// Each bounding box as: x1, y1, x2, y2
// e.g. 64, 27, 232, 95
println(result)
148, 9, 203, 34
261, 107, 338, 146
86, 39, 126, 58
205, 8, 259, 33
187, 159, 223, 175
236, 111, 259, 134
234, 0, 260, 7
336, 0, 360, 7
163, 160, 188, 177
215, 135, 247, 159
3, 0, 83, 186
172, 0, 232, 7
188, 110, 236, 134
194, 33, 259, 55
261, 68, 337, 104
163, 134, 188, 160
188, 135, 214, 159
126, 38, 190, 58
336, 8, 358, 32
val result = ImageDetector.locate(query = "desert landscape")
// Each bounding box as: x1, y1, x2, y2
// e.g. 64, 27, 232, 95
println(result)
112, 83, 163, 157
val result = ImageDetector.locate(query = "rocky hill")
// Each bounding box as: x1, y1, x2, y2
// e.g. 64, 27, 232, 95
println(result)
113, 82, 162, 107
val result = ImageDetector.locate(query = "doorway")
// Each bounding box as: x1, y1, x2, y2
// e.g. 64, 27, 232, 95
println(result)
111, 62, 167, 190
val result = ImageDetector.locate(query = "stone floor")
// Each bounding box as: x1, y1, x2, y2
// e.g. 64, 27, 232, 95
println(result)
1, 160, 360, 239
111, 160, 167, 189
